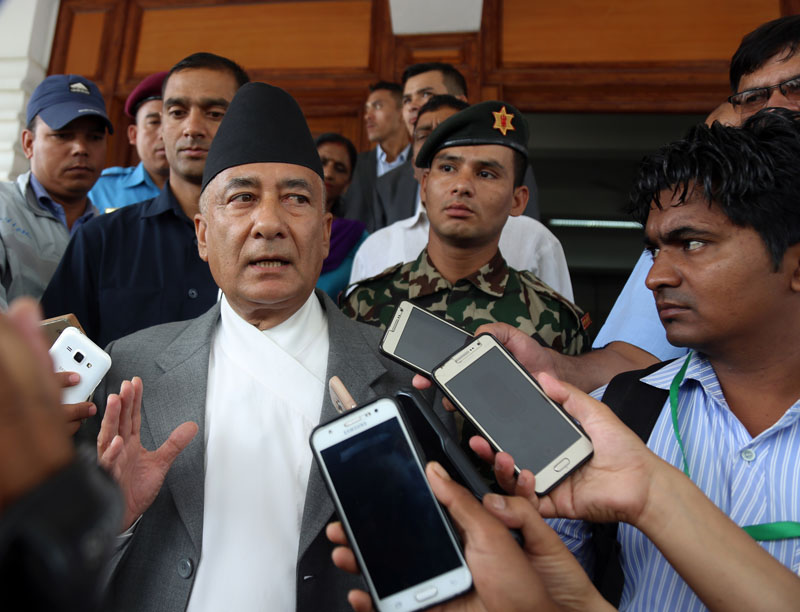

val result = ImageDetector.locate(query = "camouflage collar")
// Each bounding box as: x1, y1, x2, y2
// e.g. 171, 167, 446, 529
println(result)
408, 248, 510, 299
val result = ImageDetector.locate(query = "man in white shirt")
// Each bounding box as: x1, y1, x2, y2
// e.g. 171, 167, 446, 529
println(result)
348, 95, 573, 299
86, 82, 423, 611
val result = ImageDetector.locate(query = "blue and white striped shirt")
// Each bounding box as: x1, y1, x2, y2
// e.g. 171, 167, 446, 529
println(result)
554, 353, 800, 611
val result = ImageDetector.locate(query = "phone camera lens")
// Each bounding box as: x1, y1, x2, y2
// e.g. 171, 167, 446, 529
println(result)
74, 351, 85, 364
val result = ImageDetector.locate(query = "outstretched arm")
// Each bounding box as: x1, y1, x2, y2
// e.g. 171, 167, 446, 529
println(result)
479, 373, 800, 612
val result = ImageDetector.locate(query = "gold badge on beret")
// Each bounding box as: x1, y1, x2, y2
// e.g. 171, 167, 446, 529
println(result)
492, 106, 515, 136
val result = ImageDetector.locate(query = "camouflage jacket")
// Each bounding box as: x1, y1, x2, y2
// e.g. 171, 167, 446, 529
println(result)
340, 248, 590, 355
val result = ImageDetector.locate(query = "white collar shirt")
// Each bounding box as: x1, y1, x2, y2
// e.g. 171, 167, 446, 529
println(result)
186, 292, 329, 612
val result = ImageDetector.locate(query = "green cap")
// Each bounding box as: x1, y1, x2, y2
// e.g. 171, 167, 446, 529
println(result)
415, 100, 529, 168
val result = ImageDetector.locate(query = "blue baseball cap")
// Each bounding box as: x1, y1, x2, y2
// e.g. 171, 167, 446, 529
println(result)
26, 74, 114, 134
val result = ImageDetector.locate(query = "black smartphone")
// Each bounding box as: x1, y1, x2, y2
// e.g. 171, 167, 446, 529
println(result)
379, 300, 472, 376
394, 388, 490, 500
433, 334, 594, 495
310, 397, 472, 611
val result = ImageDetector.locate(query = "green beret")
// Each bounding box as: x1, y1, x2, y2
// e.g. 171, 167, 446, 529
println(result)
415, 100, 529, 168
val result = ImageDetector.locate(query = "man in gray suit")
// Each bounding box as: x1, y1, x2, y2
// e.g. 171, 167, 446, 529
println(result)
336, 81, 409, 231
90, 82, 423, 611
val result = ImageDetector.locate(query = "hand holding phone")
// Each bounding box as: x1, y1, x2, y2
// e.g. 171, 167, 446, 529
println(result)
310, 397, 472, 611
49, 327, 111, 404
433, 334, 593, 495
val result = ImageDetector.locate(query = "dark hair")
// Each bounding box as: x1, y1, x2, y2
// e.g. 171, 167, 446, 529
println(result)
729, 15, 800, 92
369, 80, 403, 107
416, 94, 469, 119
315, 132, 357, 177
164, 52, 250, 95
629, 108, 800, 269
401, 62, 468, 98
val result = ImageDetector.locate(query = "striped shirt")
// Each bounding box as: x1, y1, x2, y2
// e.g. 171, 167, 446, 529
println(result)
553, 353, 800, 611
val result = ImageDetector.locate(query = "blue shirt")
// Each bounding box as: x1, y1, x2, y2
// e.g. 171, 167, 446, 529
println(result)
88, 162, 162, 212
28, 173, 97, 236
553, 353, 800, 611
592, 250, 688, 361
41, 183, 218, 347
375, 143, 410, 178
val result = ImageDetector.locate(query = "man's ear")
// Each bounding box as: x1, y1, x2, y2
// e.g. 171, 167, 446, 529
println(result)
420, 169, 430, 206
127, 124, 138, 147
787, 243, 800, 293
21, 130, 34, 160
509, 185, 529, 217
194, 213, 208, 262
456, 94, 467, 103
321, 211, 333, 260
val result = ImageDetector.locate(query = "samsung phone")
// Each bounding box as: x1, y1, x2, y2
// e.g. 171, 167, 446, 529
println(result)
49, 327, 112, 404
379, 301, 472, 376
310, 397, 472, 611
432, 334, 593, 495
40, 313, 84, 349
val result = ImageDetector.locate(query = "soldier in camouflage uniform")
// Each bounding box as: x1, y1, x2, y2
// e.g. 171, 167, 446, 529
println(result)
341, 100, 590, 355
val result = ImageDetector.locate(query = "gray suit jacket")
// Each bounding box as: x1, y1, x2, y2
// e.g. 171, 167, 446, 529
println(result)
90, 292, 429, 611
373, 160, 417, 231
337, 150, 378, 231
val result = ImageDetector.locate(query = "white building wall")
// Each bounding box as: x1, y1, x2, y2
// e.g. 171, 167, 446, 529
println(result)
0, 0, 60, 181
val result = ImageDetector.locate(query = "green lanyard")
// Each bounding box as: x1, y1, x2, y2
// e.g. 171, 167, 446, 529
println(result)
669, 352, 800, 542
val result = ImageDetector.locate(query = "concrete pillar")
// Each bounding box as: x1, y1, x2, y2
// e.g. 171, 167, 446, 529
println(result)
0, 0, 60, 181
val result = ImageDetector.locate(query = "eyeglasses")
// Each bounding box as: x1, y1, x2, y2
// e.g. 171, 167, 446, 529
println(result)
728, 74, 800, 114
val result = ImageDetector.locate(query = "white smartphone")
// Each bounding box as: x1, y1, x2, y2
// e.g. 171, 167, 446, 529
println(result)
49, 326, 112, 404
310, 397, 472, 611
379, 301, 472, 375
433, 334, 593, 495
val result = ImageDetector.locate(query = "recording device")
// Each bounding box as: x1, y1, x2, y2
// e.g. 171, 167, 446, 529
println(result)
310, 397, 472, 611
433, 334, 594, 495
49, 326, 111, 404
328, 376, 357, 414
379, 301, 472, 375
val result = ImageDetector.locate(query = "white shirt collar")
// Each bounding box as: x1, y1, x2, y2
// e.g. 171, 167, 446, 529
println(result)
219, 291, 327, 364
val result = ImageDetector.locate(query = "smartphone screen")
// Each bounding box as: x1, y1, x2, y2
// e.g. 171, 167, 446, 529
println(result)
441, 344, 588, 476
320, 415, 462, 599
382, 303, 471, 375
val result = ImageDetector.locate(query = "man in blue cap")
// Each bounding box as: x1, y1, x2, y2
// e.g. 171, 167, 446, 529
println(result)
89, 71, 169, 212
0, 74, 112, 307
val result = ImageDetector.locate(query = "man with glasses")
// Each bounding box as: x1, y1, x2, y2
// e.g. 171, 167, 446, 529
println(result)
512, 14, 800, 394
727, 15, 800, 118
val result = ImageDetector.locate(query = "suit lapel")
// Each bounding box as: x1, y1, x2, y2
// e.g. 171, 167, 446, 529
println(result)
297, 293, 388, 560
142, 304, 220, 552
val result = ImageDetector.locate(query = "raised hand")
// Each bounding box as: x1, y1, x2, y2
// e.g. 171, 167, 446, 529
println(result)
0, 298, 73, 511
97, 376, 198, 530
